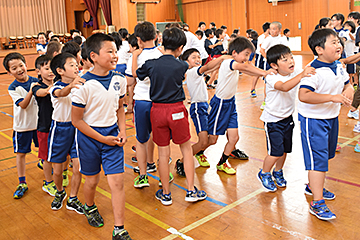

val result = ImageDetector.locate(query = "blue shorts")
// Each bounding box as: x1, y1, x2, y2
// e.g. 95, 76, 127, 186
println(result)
249, 52, 256, 62
264, 115, 294, 157
47, 121, 77, 163
134, 100, 152, 143
76, 123, 124, 176
255, 54, 270, 70
13, 130, 38, 153
299, 114, 338, 172
114, 64, 126, 75
190, 102, 209, 134
347, 63, 355, 74
208, 95, 238, 135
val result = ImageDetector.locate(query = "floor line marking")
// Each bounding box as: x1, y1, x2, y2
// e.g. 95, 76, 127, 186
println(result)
262, 220, 315, 240
161, 188, 264, 240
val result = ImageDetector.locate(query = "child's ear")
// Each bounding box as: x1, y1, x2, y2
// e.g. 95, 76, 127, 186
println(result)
56, 67, 64, 76
315, 46, 323, 56
7, 71, 13, 77
89, 51, 97, 63
35, 68, 40, 75
270, 63, 279, 70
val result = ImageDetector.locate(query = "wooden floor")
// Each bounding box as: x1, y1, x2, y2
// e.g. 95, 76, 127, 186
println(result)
1, 54, 360, 240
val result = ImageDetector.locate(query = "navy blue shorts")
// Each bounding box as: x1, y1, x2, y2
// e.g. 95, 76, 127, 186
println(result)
255, 54, 270, 70
347, 63, 355, 74
264, 115, 294, 157
114, 64, 126, 75
134, 100, 152, 143
249, 52, 255, 62
47, 121, 77, 163
299, 114, 338, 172
208, 95, 238, 135
13, 130, 38, 153
76, 123, 124, 176
190, 102, 209, 134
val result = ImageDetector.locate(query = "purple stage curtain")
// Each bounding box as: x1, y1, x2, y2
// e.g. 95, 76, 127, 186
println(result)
99, 0, 112, 25
83, 0, 99, 29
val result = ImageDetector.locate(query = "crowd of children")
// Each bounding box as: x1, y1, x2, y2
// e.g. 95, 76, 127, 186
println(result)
4, 12, 360, 239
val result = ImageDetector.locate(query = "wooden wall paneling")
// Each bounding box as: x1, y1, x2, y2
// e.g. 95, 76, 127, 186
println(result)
65, 0, 87, 32
328, 0, 351, 17
231, 0, 247, 36
146, 0, 177, 23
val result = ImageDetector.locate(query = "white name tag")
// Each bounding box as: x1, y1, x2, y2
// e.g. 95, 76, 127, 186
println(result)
172, 112, 184, 120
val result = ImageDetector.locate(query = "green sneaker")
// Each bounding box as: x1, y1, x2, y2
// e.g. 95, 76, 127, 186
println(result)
260, 101, 266, 110
42, 180, 57, 196
195, 153, 210, 167
112, 229, 132, 240
63, 170, 69, 187
84, 205, 104, 227
13, 183, 28, 199
134, 175, 150, 188
159, 172, 174, 187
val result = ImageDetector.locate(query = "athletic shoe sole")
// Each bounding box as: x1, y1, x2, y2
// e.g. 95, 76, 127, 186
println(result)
309, 208, 336, 220
304, 189, 336, 200
42, 186, 56, 196
51, 193, 67, 210
66, 204, 84, 214
155, 195, 172, 206
257, 172, 277, 192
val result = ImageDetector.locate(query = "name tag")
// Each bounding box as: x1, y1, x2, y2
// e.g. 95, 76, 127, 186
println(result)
172, 112, 184, 120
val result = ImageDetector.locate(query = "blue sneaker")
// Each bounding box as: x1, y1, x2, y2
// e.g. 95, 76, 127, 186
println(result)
257, 169, 277, 192
185, 186, 207, 202
304, 184, 335, 200
155, 189, 172, 206
13, 183, 28, 199
355, 143, 360, 153
272, 169, 287, 187
250, 89, 257, 98
309, 199, 336, 220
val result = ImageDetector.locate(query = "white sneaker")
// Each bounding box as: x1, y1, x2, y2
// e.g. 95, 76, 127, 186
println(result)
354, 122, 360, 133
348, 109, 359, 120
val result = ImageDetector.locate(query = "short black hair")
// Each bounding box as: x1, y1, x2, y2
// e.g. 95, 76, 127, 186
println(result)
262, 22, 271, 32
266, 44, 292, 65
46, 41, 62, 56
128, 34, 139, 49
233, 29, 239, 34
228, 36, 254, 55
308, 28, 338, 56
50, 35, 60, 42
211, 27, 216, 33
119, 28, 129, 40
165, 23, 172, 29
250, 30, 258, 40
62, 41, 81, 58
315, 17, 331, 30
221, 25, 227, 29
162, 27, 187, 51
283, 28, 290, 35
81, 43, 88, 61
35, 54, 52, 69
205, 29, 213, 37
344, 21, 356, 33
348, 11, 360, 24
38, 32, 46, 38
210, 22, 216, 27
85, 33, 115, 64
50, 52, 76, 81
195, 30, 203, 38
198, 21, 206, 28
135, 21, 156, 42
109, 32, 122, 50
230, 33, 237, 38
181, 48, 200, 61
3, 52, 26, 72
331, 13, 345, 25
73, 36, 83, 45
215, 28, 223, 38
246, 29, 253, 35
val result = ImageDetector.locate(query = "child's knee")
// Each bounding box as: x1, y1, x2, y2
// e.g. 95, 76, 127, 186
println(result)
228, 134, 239, 144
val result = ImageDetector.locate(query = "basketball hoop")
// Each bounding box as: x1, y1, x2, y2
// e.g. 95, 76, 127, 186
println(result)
272, 0, 278, 6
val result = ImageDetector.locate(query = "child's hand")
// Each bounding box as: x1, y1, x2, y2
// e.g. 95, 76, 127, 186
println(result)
116, 132, 127, 147
71, 76, 85, 89
331, 94, 352, 106
265, 68, 277, 76
301, 66, 316, 78
343, 85, 354, 101
103, 136, 122, 146
133, 48, 143, 57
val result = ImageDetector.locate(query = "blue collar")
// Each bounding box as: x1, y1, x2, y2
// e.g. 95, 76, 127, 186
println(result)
311, 59, 339, 75
143, 46, 157, 50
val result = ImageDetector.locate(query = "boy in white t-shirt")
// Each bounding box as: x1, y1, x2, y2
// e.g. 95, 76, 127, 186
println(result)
257, 44, 315, 192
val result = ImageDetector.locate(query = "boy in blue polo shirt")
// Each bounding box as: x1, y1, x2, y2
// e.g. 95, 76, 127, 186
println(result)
298, 28, 353, 220
72, 33, 132, 240
4, 52, 39, 199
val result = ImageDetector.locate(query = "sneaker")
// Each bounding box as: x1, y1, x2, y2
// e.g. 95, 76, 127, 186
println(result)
230, 149, 249, 160
63, 170, 69, 187
51, 190, 67, 210
216, 162, 236, 175
131, 145, 136, 152
309, 199, 336, 220
260, 101, 266, 110
66, 197, 84, 214
207, 84, 216, 90
134, 175, 150, 188
37, 159, 44, 170
272, 169, 287, 187
131, 156, 137, 163
84, 205, 104, 227
250, 89, 257, 98
214, 80, 218, 85
304, 184, 336, 200
13, 183, 28, 199
133, 162, 157, 173
185, 186, 207, 202
257, 169, 277, 192
336, 144, 341, 152
42, 180, 57, 196
159, 172, 174, 187
205, 75, 211, 84
355, 143, 360, 153
175, 159, 186, 177
353, 122, 360, 133
69, 160, 73, 168
155, 189, 172, 206
354, 84, 358, 91
113, 229, 132, 240
348, 109, 359, 119
195, 153, 210, 167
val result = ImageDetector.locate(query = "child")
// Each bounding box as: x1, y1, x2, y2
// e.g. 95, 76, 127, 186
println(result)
79, 45, 93, 76
298, 28, 353, 220
37, 32, 48, 55
195, 30, 203, 41
115, 28, 131, 75
71, 33, 132, 239
284, 28, 291, 41
133, 27, 207, 205
342, 21, 356, 87
205, 29, 225, 88
257, 44, 315, 192
48, 53, 84, 213
32, 55, 56, 196
62, 41, 82, 65
5, 52, 39, 199
125, 21, 162, 188
208, 37, 275, 175
46, 41, 62, 57
125, 34, 139, 114
331, 13, 346, 34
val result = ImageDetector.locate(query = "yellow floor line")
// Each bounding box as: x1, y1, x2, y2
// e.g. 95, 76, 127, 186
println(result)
338, 134, 360, 148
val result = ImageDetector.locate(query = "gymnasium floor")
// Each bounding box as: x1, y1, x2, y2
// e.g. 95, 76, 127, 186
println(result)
0, 54, 359, 240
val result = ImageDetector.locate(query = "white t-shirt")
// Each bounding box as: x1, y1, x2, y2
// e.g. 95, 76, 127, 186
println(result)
260, 68, 302, 122
8, 76, 38, 132
256, 34, 266, 54
183, 31, 208, 60
125, 46, 162, 101
342, 31, 355, 57
261, 35, 289, 53
186, 66, 208, 103
50, 81, 73, 122
72, 71, 127, 127
215, 59, 239, 99
223, 34, 230, 51
117, 40, 131, 65
210, 35, 217, 45
36, 43, 47, 54
298, 60, 349, 119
